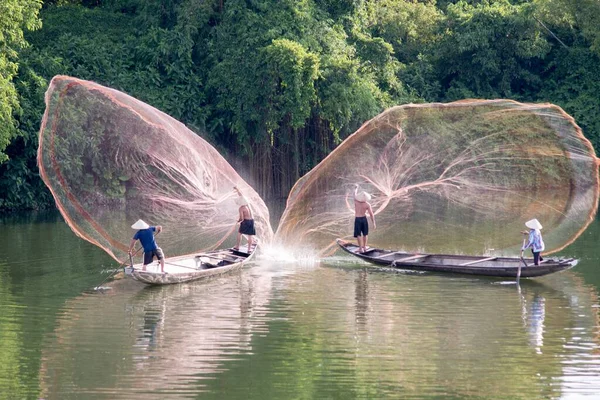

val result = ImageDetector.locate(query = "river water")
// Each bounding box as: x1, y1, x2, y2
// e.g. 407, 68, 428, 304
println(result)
1, 211, 599, 399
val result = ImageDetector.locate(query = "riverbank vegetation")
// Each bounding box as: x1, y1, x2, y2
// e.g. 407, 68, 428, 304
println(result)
1, 0, 600, 211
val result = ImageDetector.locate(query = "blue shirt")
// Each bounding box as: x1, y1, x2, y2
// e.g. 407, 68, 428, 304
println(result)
522, 229, 545, 252
133, 227, 158, 252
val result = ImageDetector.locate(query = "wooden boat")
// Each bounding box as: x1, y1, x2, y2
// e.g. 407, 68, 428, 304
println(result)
337, 239, 577, 278
124, 244, 257, 285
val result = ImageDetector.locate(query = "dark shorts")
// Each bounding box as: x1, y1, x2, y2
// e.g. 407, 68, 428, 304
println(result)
354, 216, 369, 237
143, 247, 164, 265
239, 219, 256, 235
532, 250, 543, 266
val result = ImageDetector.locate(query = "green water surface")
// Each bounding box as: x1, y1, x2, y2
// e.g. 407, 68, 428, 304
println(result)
1, 211, 599, 399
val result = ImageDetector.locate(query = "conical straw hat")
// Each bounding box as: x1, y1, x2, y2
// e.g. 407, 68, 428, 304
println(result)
355, 191, 372, 202
525, 218, 542, 230
235, 196, 249, 207
131, 219, 150, 229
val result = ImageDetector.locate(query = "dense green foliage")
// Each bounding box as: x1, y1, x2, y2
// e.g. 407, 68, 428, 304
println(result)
1, 0, 600, 211
0, 0, 42, 164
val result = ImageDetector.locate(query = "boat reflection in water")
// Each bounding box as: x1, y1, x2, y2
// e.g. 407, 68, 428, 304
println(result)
38, 267, 277, 399
37, 255, 600, 399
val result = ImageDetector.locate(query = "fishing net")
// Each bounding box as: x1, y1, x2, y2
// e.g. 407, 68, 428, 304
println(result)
37, 76, 598, 261
38, 76, 273, 263
276, 100, 599, 256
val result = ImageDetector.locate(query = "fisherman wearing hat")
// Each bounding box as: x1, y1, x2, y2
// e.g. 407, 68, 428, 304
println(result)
128, 219, 165, 272
521, 218, 545, 266
353, 184, 376, 254
233, 187, 255, 253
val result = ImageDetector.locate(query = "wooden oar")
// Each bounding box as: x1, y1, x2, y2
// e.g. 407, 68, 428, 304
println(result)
518, 233, 528, 281
518, 256, 526, 281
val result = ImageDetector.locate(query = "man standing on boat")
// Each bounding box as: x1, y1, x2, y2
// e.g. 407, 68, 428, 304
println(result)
128, 219, 165, 273
354, 184, 376, 254
521, 218, 545, 266
233, 187, 255, 254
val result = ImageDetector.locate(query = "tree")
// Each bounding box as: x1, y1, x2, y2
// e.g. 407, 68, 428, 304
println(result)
533, 0, 600, 56
434, 0, 550, 100
4, 0, 600, 212
360, 0, 443, 101
0, 0, 42, 163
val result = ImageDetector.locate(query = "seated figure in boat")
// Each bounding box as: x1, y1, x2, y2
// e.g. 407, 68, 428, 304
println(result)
521, 218, 545, 265
128, 219, 165, 273
233, 187, 255, 253
353, 184, 376, 254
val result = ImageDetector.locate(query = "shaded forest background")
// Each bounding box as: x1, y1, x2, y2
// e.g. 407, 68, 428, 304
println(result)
1, 0, 600, 212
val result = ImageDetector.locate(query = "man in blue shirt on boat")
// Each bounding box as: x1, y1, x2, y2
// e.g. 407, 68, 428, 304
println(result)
354, 184, 376, 254
128, 219, 165, 273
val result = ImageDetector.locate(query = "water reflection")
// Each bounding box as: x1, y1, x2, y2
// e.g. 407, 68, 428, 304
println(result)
518, 285, 547, 354
38, 269, 275, 399
234, 261, 600, 399
3, 211, 600, 399
528, 293, 546, 354
354, 270, 369, 328
544, 273, 600, 396
9, 252, 600, 399
135, 300, 165, 353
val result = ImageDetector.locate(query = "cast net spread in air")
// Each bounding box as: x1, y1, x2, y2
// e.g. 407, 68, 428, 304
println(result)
276, 100, 599, 256
38, 76, 273, 263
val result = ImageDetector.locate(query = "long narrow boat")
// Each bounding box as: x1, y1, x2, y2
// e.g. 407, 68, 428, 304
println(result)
124, 244, 257, 285
337, 239, 577, 278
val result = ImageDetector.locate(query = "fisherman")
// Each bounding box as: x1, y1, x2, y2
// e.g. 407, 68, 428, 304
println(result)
233, 187, 255, 253
354, 184, 376, 253
521, 218, 545, 266
128, 219, 165, 273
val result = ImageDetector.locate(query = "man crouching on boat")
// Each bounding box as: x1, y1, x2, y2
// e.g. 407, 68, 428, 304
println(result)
354, 184, 376, 254
128, 219, 165, 273
233, 187, 255, 253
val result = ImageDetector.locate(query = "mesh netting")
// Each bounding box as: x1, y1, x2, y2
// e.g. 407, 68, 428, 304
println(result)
37, 77, 599, 261
276, 100, 599, 256
38, 76, 273, 263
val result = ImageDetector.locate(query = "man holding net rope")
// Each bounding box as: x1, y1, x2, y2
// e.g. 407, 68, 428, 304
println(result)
128, 220, 165, 273
233, 187, 256, 253
354, 184, 376, 254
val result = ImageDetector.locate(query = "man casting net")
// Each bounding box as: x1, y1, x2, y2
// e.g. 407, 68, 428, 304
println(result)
38, 76, 273, 263
276, 100, 599, 256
